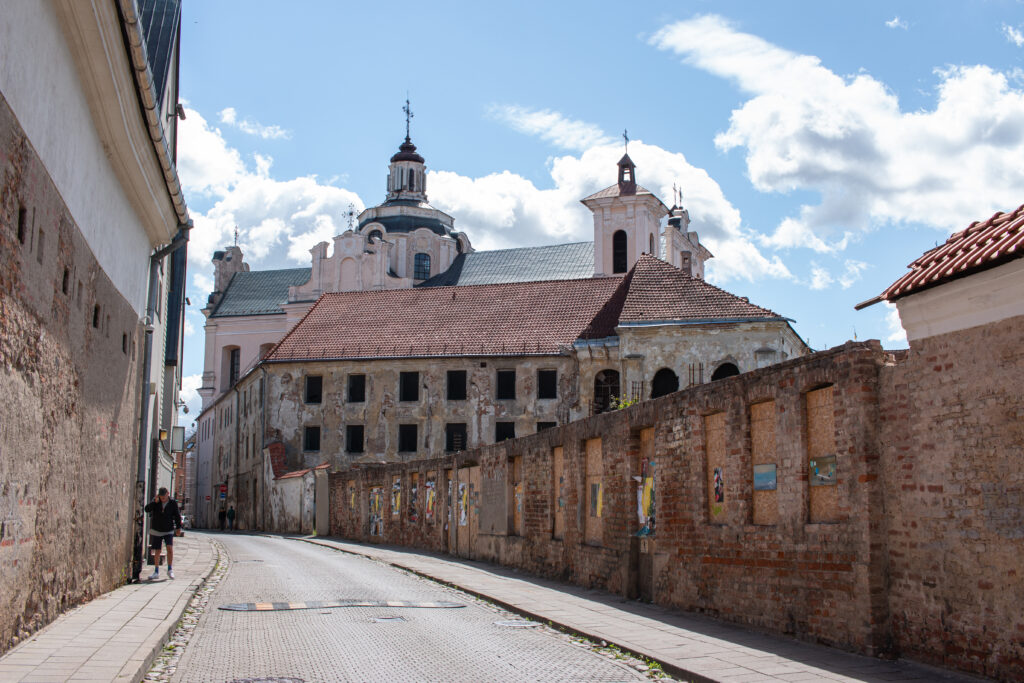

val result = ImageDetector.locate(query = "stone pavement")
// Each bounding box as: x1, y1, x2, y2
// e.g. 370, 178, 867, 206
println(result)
302, 537, 986, 683
0, 533, 217, 683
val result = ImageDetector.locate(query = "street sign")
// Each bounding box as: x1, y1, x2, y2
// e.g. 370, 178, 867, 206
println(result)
219, 484, 227, 493
205, 495, 211, 501
220, 491, 226, 499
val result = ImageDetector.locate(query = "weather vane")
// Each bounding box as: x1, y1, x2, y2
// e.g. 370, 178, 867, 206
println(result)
623, 128, 629, 153
403, 95, 414, 140
233, 226, 239, 246
347, 203, 356, 230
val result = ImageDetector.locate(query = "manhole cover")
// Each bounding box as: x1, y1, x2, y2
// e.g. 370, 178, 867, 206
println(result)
373, 616, 406, 623
219, 599, 464, 612
494, 619, 539, 628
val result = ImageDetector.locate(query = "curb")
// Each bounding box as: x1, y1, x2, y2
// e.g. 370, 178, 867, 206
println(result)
295, 536, 710, 683
120, 535, 222, 683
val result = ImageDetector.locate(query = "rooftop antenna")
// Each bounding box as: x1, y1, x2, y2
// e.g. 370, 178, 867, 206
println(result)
403, 94, 414, 141
623, 128, 629, 154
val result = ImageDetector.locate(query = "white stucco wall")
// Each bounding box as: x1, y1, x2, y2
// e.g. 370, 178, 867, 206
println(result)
895, 259, 1024, 342
0, 1, 160, 314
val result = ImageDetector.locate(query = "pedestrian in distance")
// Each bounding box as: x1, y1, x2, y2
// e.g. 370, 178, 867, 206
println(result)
218, 507, 226, 530
143, 487, 183, 580
226, 505, 236, 531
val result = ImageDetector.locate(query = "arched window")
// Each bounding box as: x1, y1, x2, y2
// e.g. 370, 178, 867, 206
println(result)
593, 369, 620, 414
612, 230, 628, 273
408, 168, 415, 191
651, 368, 679, 398
711, 362, 740, 381
368, 229, 383, 243
413, 253, 431, 280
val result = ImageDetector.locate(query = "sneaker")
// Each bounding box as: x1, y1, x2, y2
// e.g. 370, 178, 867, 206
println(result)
148, 571, 159, 581
168, 568, 175, 580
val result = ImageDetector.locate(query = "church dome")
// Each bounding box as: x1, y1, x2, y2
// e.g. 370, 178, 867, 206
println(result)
390, 137, 424, 163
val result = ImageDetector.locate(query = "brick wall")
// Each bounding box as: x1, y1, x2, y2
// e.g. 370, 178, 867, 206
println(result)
328, 324, 1024, 680
0, 93, 142, 652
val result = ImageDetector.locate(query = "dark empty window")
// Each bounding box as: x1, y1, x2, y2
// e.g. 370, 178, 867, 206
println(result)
408, 168, 415, 190
413, 253, 430, 280
651, 368, 679, 398
61, 268, 69, 295
305, 375, 322, 404
496, 370, 516, 400
447, 370, 467, 400
537, 370, 557, 399
613, 230, 628, 274
446, 423, 467, 452
92, 304, 100, 328
399, 371, 419, 401
398, 424, 418, 452
229, 348, 240, 386
122, 333, 128, 354
495, 422, 516, 442
711, 362, 740, 381
348, 374, 366, 402
17, 207, 27, 244
346, 425, 364, 453
593, 369, 620, 414
368, 229, 383, 243
303, 426, 321, 452
537, 422, 557, 432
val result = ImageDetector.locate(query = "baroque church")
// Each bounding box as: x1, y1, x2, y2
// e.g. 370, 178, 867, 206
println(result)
193, 125, 808, 530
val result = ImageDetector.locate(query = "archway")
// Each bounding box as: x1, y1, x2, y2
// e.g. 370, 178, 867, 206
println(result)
711, 362, 740, 381
650, 368, 679, 398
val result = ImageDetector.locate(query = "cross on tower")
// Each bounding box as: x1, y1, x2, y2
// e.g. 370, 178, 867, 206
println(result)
623, 129, 629, 153
233, 226, 239, 246
403, 96, 414, 140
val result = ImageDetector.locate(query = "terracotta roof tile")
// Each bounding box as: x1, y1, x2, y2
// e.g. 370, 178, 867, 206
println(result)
266, 277, 625, 362
872, 203, 1024, 304
618, 255, 785, 323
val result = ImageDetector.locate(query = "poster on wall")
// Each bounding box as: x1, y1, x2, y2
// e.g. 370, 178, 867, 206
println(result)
635, 460, 656, 536
425, 477, 436, 522
809, 455, 837, 486
408, 479, 419, 523
368, 486, 384, 536
713, 467, 725, 502
753, 464, 777, 491
391, 477, 401, 517
589, 483, 602, 517
458, 482, 468, 526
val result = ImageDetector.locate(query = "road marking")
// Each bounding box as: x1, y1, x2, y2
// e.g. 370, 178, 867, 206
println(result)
219, 599, 465, 612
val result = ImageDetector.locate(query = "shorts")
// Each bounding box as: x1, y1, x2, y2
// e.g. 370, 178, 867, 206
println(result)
149, 533, 174, 551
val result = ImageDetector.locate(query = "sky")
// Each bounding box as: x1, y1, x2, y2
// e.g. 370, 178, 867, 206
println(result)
174, 0, 1024, 423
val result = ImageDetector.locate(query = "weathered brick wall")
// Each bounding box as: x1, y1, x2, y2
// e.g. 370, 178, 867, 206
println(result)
879, 314, 1024, 680
330, 342, 890, 655
0, 94, 142, 653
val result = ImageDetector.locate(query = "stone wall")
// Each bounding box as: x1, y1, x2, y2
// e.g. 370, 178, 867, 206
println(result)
0, 93, 142, 653
328, 325, 1024, 681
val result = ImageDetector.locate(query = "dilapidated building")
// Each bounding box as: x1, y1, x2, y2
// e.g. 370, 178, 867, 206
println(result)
194, 137, 807, 531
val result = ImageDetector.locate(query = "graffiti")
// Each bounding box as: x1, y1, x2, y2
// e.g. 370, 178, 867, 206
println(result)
458, 482, 468, 527
408, 478, 419, 523
368, 486, 384, 536
391, 476, 401, 518
635, 460, 656, 536
424, 477, 436, 522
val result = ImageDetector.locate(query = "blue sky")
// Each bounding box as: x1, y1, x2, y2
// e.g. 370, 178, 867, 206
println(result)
175, 1, 1024, 420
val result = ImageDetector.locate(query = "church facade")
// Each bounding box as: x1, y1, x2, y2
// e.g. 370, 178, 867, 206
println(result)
193, 132, 808, 530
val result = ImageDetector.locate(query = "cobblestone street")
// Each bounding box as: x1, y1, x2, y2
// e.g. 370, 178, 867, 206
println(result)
170, 534, 651, 682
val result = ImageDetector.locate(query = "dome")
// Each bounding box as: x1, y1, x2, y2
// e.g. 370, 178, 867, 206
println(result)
390, 137, 424, 163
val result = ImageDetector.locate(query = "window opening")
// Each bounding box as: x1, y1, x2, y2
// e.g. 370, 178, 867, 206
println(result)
368, 229, 383, 243
348, 374, 366, 402
447, 370, 467, 401
398, 424, 418, 452
305, 375, 322, 404
711, 362, 740, 381
650, 368, 679, 398
446, 423, 467, 452
537, 370, 557, 399
399, 371, 419, 401
612, 230, 628, 273
303, 426, 321, 452
496, 370, 516, 400
229, 348, 240, 386
537, 422, 557, 432
495, 421, 516, 442
413, 253, 431, 280
593, 369, 620, 414
61, 268, 69, 295
17, 207, 27, 244
346, 425, 365, 454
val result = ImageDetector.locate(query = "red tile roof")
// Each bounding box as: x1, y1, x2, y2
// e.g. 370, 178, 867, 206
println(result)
582, 183, 659, 201
265, 256, 789, 362
266, 277, 626, 362
618, 255, 785, 323
859, 203, 1024, 308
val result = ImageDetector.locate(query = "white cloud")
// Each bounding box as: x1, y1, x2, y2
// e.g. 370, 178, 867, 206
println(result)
486, 104, 613, 151
219, 107, 292, 140
1004, 23, 1024, 47
809, 263, 833, 290
650, 15, 1024, 250
883, 303, 908, 344
179, 373, 203, 421
838, 259, 868, 289
885, 16, 908, 30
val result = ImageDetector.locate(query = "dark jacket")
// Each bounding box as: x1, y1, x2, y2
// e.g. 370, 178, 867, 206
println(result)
144, 498, 183, 533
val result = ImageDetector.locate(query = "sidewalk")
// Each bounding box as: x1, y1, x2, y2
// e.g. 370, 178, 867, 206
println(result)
302, 537, 985, 683
0, 533, 217, 683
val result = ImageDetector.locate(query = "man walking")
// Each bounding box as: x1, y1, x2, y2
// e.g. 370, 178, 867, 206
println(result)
144, 487, 183, 580
226, 505, 236, 531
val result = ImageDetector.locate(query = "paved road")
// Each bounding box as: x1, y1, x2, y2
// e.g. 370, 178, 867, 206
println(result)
172, 534, 649, 682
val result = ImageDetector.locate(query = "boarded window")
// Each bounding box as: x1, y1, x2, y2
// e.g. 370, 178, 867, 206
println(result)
348, 374, 366, 402
552, 446, 565, 540
584, 438, 603, 545
304, 375, 322, 404
537, 421, 556, 432
806, 386, 839, 523
446, 422, 467, 452
537, 369, 557, 399
495, 421, 515, 443
398, 424, 418, 452
705, 413, 726, 522
399, 372, 419, 402
751, 401, 778, 525
303, 426, 320, 452
447, 370, 467, 400
346, 425, 364, 453
636, 428, 656, 535
496, 370, 516, 400
509, 456, 523, 537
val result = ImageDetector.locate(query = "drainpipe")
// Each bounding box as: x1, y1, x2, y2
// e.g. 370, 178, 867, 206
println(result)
131, 223, 191, 582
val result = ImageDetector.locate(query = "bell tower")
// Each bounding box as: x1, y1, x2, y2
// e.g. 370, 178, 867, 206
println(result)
581, 134, 668, 276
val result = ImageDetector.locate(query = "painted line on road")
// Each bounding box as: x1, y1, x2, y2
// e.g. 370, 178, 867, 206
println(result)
219, 599, 465, 612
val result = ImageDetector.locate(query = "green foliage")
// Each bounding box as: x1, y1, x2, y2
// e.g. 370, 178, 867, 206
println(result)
610, 395, 638, 410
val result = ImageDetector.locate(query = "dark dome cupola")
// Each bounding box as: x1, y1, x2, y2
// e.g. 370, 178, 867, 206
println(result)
386, 98, 428, 204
